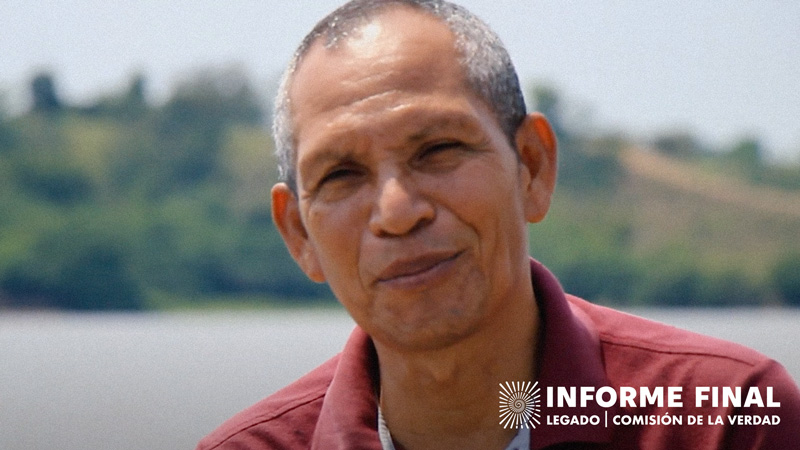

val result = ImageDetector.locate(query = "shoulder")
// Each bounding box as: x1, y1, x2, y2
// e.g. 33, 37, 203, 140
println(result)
566, 296, 784, 385
196, 354, 340, 450
567, 297, 800, 445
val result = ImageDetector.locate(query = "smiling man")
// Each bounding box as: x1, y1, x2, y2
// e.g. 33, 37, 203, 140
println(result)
197, 1, 800, 449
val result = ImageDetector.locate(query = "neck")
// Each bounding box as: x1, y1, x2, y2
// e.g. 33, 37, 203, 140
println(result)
375, 288, 539, 450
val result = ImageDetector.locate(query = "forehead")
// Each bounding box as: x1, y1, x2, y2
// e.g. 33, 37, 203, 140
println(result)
288, 7, 470, 130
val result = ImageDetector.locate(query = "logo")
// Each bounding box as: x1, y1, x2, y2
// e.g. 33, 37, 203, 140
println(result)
499, 381, 541, 429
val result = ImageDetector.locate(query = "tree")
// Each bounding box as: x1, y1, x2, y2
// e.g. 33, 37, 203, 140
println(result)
31, 72, 63, 113
125, 74, 147, 109
1, 235, 144, 311
652, 131, 705, 158
527, 84, 623, 192
726, 137, 764, 181
0, 93, 16, 153
771, 254, 800, 306
151, 66, 265, 191
528, 84, 568, 141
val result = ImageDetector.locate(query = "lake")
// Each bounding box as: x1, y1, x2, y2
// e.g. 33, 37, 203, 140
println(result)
1, 307, 798, 450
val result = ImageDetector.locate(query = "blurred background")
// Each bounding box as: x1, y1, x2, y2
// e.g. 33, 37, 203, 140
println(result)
1, 1, 799, 449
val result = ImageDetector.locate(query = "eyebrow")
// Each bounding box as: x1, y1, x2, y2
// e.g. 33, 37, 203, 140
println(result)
297, 109, 484, 182
299, 147, 359, 176
405, 112, 482, 144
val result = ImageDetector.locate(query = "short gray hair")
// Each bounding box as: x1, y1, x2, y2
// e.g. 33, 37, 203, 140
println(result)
273, 0, 527, 191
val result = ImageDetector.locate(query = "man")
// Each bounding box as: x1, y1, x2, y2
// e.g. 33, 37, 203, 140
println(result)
198, 1, 800, 448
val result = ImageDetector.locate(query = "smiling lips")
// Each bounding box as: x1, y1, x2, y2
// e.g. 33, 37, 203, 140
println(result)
375, 250, 462, 287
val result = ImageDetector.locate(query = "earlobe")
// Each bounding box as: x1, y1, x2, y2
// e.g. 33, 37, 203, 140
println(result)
515, 112, 558, 223
271, 183, 326, 283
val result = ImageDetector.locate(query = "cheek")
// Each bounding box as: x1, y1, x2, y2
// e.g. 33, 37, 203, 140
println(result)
441, 160, 525, 229
439, 162, 528, 273
305, 199, 369, 287
308, 205, 354, 255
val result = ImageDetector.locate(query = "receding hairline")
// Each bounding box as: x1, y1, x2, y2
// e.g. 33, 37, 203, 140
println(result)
288, 3, 464, 95
302, 1, 444, 52
288, 5, 473, 107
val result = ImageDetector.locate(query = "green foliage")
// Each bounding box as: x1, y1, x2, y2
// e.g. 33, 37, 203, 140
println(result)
0, 214, 143, 310
557, 137, 624, 191
721, 138, 800, 191
771, 253, 800, 306
527, 83, 623, 192
699, 269, 761, 307
6, 115, 94, 204
0, 74, 798, 310
558, 255, 642, 305
31, 72, 63, 114
82, 75, 148, 120
525, 83, 799, 307
0, 69, 325, 311
0, 117, 16, 154
653, 131, 707, 158
653, 131, 800, 192
632, 252, 760, 307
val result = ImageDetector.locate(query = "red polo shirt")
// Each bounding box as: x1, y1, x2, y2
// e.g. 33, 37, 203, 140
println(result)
197, 259, 800, 449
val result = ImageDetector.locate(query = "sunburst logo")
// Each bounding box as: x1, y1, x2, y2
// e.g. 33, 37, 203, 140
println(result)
499, 381, 541, 429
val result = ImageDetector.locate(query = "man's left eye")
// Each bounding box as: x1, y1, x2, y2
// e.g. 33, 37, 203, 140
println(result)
421, 142, 463, 158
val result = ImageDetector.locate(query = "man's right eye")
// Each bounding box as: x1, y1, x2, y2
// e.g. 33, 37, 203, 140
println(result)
318, 167, 359, 186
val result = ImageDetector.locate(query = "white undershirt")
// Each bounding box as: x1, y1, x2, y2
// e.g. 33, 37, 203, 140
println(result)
377, 407, 531, 450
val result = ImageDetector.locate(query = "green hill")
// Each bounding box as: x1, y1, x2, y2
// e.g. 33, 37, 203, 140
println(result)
530, 145, 800, 306
1, 72, 799, 310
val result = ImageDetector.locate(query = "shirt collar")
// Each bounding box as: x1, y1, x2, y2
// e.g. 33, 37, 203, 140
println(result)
311, 326, 382, 449
528, 258, 617, 448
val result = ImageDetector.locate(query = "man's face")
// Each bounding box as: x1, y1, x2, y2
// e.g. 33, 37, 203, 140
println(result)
276, 8, 548, 351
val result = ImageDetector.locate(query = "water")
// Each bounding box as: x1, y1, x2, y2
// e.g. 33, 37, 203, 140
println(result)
1, 307, 798, 450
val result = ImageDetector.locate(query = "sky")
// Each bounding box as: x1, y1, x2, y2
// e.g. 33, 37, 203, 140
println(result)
2, 0, 799, 160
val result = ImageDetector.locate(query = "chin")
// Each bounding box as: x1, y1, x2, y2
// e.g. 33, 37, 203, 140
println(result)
372, 309, 485, 352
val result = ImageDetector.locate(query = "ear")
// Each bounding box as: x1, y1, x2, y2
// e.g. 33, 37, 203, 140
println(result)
271, 183, 326, 283
515, 112, 558, 223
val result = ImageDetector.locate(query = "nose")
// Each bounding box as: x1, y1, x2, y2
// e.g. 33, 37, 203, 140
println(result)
368, 175, 434, 237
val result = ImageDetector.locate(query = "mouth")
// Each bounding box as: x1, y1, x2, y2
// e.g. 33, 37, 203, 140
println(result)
375, 250, 463, 289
